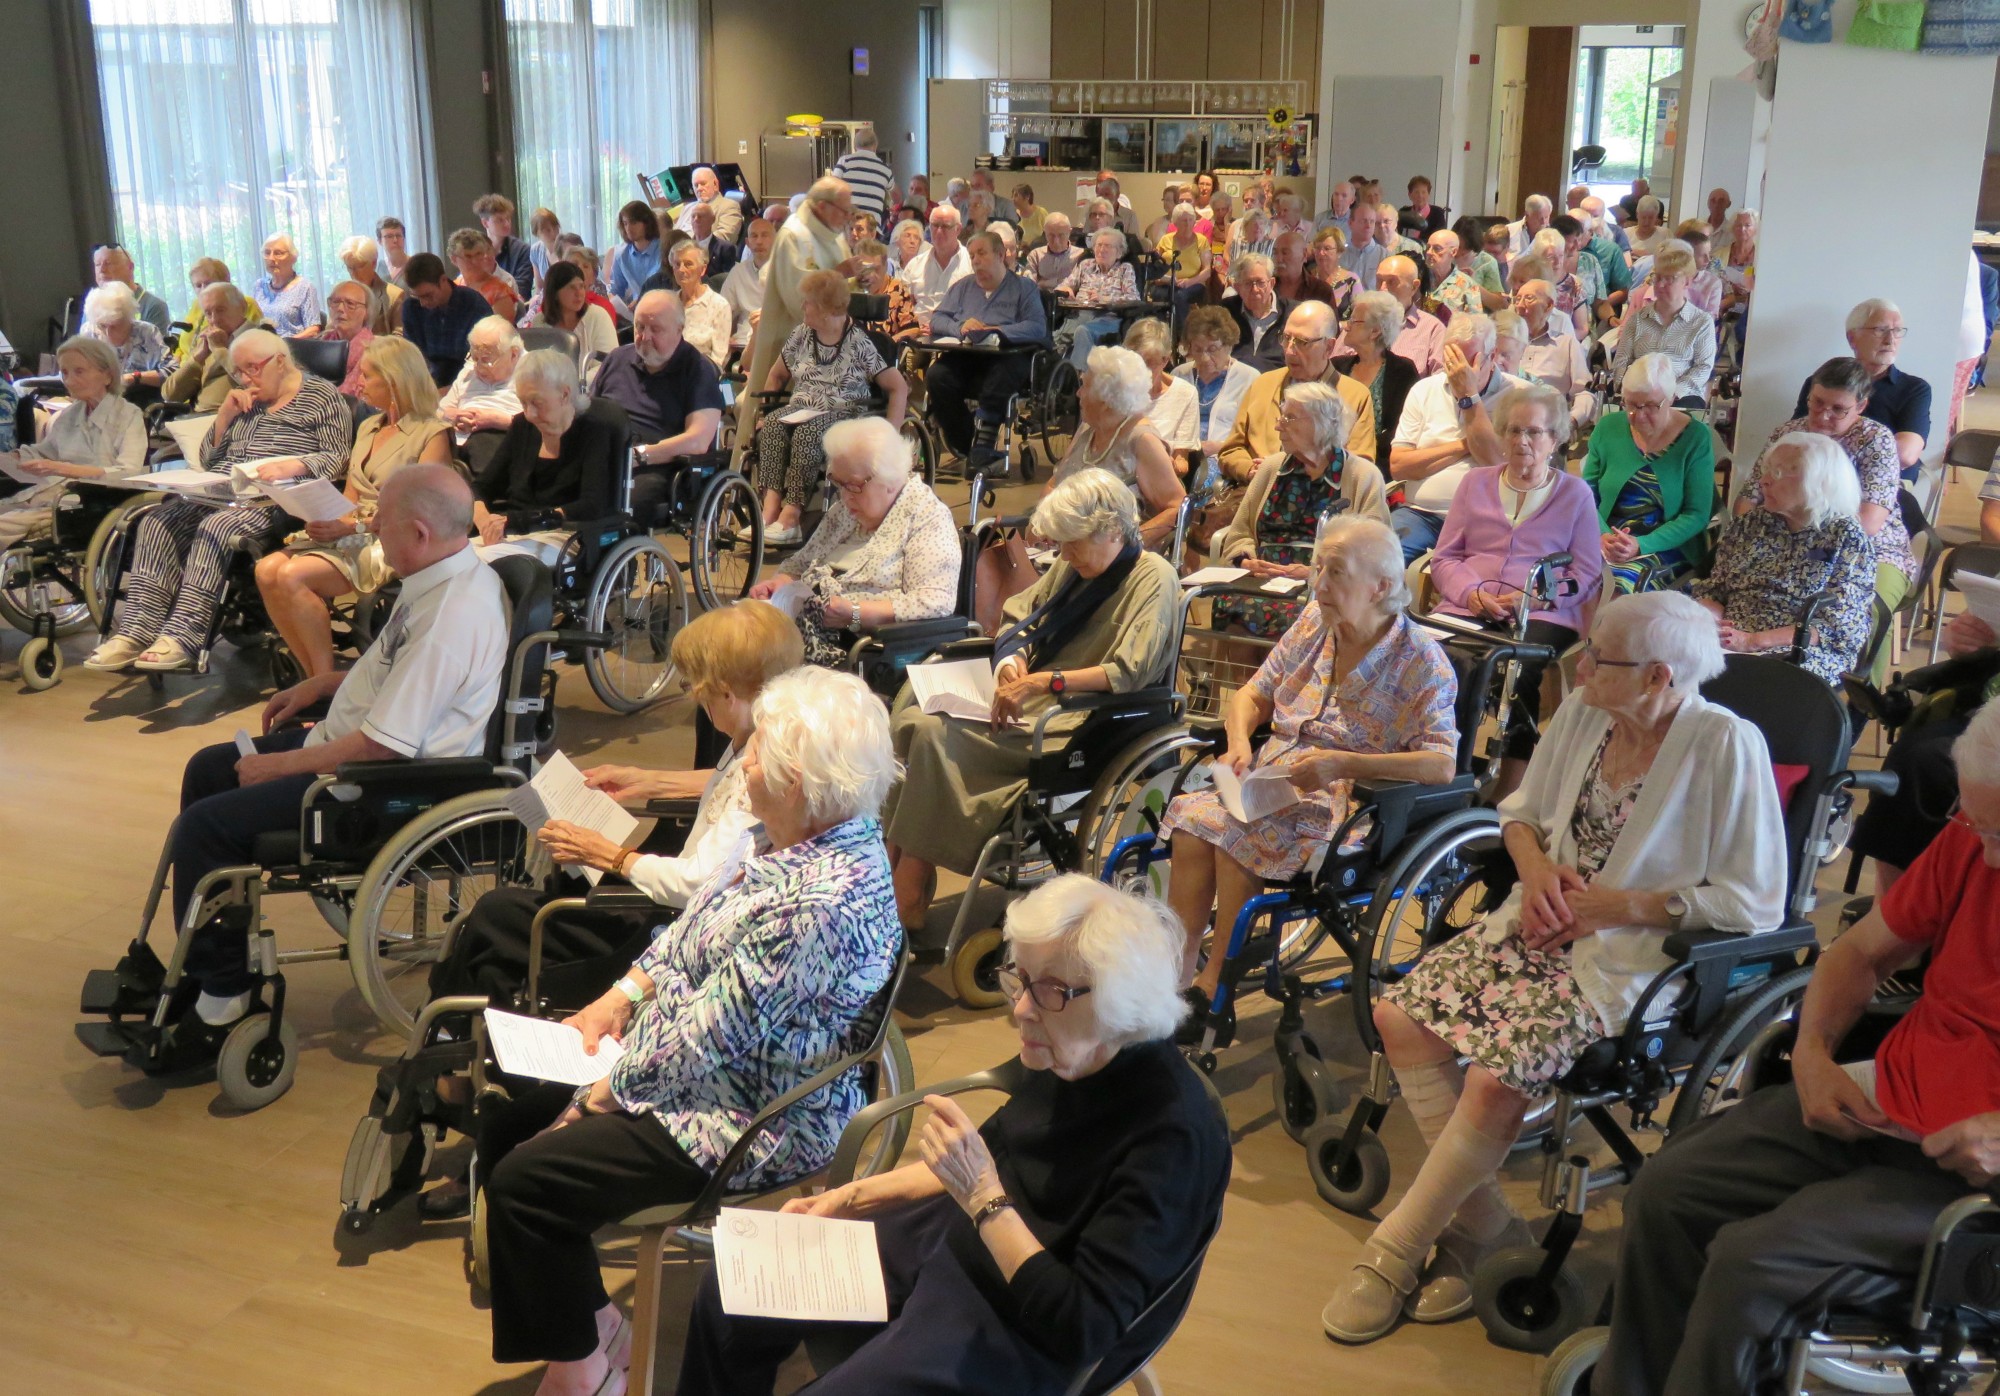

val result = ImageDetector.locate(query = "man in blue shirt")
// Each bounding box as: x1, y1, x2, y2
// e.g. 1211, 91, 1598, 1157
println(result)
476, 193, 537, 299
924, 231, 1050, 470
592, 290, 727, 523
1796, 298, 1932, 481
402, 253, 495, 386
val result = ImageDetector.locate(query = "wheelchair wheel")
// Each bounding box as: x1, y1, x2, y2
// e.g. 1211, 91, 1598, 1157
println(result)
469, 1183, 491, 1291
689, 471, 763, 611
1300, 1117, 1391, 1214
1073, 726, 1212, 896
1272, 1048, 1342, 1144
951, 927, 1009, 1010
1663, 965, 1813, 1136
349, 790, 536, 1040
1359, 809, 1505, 1020
1541, 1326, 1608, 1396
268, 641, 305, 693
19, 633, 62, 690
582, 535, 687, 713
82, 492, 163, 632
215, 1012, 300, 1111
1473, 1246, 1590, 1353
1038, 360, 1081, 461
1803, 1357, 1914, 1394
0, 550, 91, 638
901, 417, 937, 488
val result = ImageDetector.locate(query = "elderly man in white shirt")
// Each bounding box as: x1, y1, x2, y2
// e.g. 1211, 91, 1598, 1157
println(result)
150, 464, 509, 1065
1387, 313, 1526, 562
899, 204, 972, 329
1505, 193, 1554, 260
439, 315, 525, 444
721, 217, 774, 351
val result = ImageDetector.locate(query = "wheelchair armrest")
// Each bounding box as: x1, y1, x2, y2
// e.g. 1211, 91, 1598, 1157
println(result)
1664, 921, 1819, 965
863, 616, 979, 649
932, 635, 997, 661
644, 796, 703, 819
332, 757, 498, 785
581, 888, 664, 913
1054, 686, 1175, 714
1348, 773, 1481, 854
825, 1060, 1029, 1186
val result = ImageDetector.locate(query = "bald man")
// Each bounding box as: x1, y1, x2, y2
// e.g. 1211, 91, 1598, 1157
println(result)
146, 464, 509, 1067
1335, 254, 1445, 374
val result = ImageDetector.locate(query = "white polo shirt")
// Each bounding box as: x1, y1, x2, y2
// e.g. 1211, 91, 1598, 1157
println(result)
1393, 369, 1529, 514
308, 545, 509, 759
899, 243, 971, 318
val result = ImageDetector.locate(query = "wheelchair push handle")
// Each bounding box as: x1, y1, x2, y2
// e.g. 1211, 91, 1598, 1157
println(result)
1789, 589, 1840, 666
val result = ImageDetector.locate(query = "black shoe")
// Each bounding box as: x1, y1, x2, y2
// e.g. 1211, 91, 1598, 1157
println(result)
147, 1012, 234, 1075
1174, 988, 1236, 1049
416, 1178, 472, 1221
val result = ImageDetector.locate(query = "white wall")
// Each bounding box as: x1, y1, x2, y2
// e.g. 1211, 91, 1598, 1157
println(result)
942, 0, 1051, 79
1670, 0, 1757, 219
1317, 0, 1476, 214
1737, 11, 1995, 465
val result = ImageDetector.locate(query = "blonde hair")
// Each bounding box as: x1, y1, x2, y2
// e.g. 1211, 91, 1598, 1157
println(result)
799, 269, 850, 317
1651, 239, 1698, 280
359, 336, 441, 419
673, 599, 804, 703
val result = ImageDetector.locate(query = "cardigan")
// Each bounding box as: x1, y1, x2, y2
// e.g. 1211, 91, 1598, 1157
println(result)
1331, 351, 1420, 469
783, 477, 960, 621
1580, 411, 1716, 569
1430, 467, 1604, 633
1171, 358, 1260, 447
1483, 693, 1788, 1031
1214, 452, 1393, 563
1216, 365, 1377, 483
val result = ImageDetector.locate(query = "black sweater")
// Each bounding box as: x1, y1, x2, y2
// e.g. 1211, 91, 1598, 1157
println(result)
947, 1040, 1232, 1374
473, 397, 628, 528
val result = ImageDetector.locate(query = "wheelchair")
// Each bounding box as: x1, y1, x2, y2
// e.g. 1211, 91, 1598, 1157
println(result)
845, 516, 990, 699
73, 556, 559, 1108
0, 475, 144, 690
638, 443, 765, 613
903, 332, 1076, 488
1323, 654, 1895, 1354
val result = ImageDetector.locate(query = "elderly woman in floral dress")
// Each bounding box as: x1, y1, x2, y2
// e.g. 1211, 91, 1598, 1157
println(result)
1164, 516, 1458, 1027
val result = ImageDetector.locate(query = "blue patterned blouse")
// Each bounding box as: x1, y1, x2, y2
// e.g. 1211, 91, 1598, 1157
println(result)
611, 815, 901, 1188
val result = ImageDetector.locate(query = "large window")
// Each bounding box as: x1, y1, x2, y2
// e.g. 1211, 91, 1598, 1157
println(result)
1571, 42, 1682, 189
507, 0, 700, 250
89, 0, 434, 305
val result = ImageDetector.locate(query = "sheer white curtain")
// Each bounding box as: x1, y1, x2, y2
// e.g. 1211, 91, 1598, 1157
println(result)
89, 0, 434, 314
507, 0, 701, 252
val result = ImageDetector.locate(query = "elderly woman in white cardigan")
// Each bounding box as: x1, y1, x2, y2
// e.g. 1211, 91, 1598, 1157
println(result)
1322, 590, 1787, 1346
749, 415, 960, 667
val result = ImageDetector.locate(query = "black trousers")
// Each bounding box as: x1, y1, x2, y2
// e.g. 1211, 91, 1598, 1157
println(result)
1594, 1083, 1971, 1396
427, 885, 656, 1011
925, 351, 1035, 456
483, 1083, 710, 1364
1850, 713, 1970, 870
674, 1193, 1070, 1396
630, 464, 677, 530
171, 728, 316, 995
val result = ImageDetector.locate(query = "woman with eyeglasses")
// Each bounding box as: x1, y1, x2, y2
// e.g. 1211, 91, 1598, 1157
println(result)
749, 416, 959, 668
1323, 589, 1787, 1346
677, 874, 1231, 1396
1799, 300, 1930, 478
86, 328, 350, 673
320, 280, 376, 396
1169, 305, 1259, 464
1582, 353, 1716, 594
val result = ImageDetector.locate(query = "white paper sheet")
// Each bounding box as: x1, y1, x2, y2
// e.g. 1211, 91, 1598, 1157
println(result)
92, 466, 234, 498
1180, 566, 1250, 588
503, 751, 641, 886
1211, 763, 1301, 823
776, 405, 827, 425
1261, 577, 1305, 595
712, 1207, 890, 1323
927, 335, 962, 345
0, 456, 47, 485
482, 1007, 627, 1085
908, 657, 998, 722
253, 476, 354, 523
766, 580, 813, 618
234, 729, 257, 759
1953, 569, 2000, 631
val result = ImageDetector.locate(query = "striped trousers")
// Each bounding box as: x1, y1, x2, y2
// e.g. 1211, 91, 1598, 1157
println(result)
118, 500, 285, 648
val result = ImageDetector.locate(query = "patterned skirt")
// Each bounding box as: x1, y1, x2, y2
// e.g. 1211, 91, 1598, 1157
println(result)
1158, 782, 1342, 881
1382, 930, 1608, 1097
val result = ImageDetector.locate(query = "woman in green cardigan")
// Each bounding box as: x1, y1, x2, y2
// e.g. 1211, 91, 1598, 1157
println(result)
1582, 353, 1718, 593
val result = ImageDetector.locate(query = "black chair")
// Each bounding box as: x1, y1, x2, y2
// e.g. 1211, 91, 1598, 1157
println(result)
1942, 426, 2000, 485
284, 335, 350, 385
1923, 541, 2000, 663
1570, 145, 1607, 181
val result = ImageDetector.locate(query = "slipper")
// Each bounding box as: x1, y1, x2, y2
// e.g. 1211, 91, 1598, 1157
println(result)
416, 1179, 472, 1221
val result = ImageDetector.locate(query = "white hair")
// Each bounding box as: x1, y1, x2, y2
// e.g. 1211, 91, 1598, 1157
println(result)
1524, 194, 1553, 217
823, 414, 916, 485
967, 189, 995, 217
750, 668, 899, 824
946, 177, 969, 198
1530, 228, 1567, 266
1083, 345, 1153, 419
1622, 353, 1678, 402
1767, 431, 1862, 526
1591, 591, 1726, 690
1281, 380, 1353, 460
930, 204, 963, 228
1636, 195, 1663, 219
1044, 211, 1072, 233
1091, 227, 1127, 257
83, 282, 137, 327
512, 346, 582, 404
1171, 202, 1198, 224
1232, 251, 1274, 282
1490, 308, 1529, 347
1003, 875, 1187, 1047
1846, 298, 1903, 335
263, 233, 299, 256
1085, 197, 1116, 222
1444, 311, 1496, 355
1952, 699, 2000, 789
1346, 290, 1403, 355
229, 326, 290, 365
1030, 467, 1141, 546
339, 235, 379, 265
891, 218, 925, 245
470, 314, 524, 354
1314, 514, 1410, 613
1494, 381, 1573, 448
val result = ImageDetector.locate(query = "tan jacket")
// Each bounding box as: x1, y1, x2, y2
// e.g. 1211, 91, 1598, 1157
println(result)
1214, 452, 1393, 564
163, 344, 234, 412
1216, 366, 1377, 484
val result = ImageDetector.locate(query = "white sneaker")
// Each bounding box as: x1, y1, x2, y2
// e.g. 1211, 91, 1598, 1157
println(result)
764, 523, 802, 546
84, 635, 148, 671
133, 637, 196, 671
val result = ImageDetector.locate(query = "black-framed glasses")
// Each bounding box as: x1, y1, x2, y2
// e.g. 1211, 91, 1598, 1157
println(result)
1581, 641, 1650, 668
996, 963, 1093, 1012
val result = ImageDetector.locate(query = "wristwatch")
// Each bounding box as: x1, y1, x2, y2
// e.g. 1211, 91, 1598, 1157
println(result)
1455, 393, 1479, 412
971, 1193, 1016, 1229
1664, 892, 1690, 933
1048, 669, 1066, 695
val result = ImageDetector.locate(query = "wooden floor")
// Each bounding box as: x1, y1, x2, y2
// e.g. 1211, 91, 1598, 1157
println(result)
2, 394, 1988, 1396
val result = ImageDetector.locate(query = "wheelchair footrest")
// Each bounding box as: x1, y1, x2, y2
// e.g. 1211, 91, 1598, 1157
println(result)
75, 1018, 154, 1060
80, 966, 163, 1017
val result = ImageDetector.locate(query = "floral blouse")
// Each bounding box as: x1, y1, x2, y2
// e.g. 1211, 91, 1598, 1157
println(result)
1570, 731, 1642, 881
1215, 456, 1341, 638
781, 321, 889, 414
617, 815, 901, 1188
788, 476, 960, 621
1058, 259, 1138, 305
1740, 416, 1915, 581
84, 319, 174, 377
1690, 509, 1876, 685
1433, 268, 1485, 316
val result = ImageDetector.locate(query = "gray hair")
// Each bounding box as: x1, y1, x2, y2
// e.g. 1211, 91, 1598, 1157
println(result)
823, 415, 916, 485
1622, 353, 1678, 402
1171, 201, 1199, 224
1120, 318, 1172, 365
1846, 298, 1903, 335
1232, 251, 1274, 283
470, 314, 524, 355
200, 281, 249, 319
1766, 431, 1862, 526
1524, 194, 1553, 217
1592, 591, 1726, 690
750, 668, 899, 824
512, 346, 582, 404
806, 175, 850, 207
930, 203, 963, 228
891, 218, 925, 245
1085, 197, 1116, 222
946, 177, 969, 199
229, 326, 292, 368
1031, 466, 1141, 546
1494, 381, 1573, 447
338, 235, 379, 266
1346, 290, 1403, 354
1044, 211, 1072, 234
1314, 514, 1410, 613
55, 334, 124, 396
1636, 195, 1663, 219
1952, 697, 2000, 790
83, 282, 137, 327
1003, 875, 1187, 1046
262, 233, 299, 256
1444, 311, 1496, 355
1281, 380, 1352, 459
967, 189, 996, 218
854, 127, 879, 150
1084, 344, 1154, 418
1530, 228, 1568, 267
1490, 308, 1529, 347
1091, 227, 1127, 257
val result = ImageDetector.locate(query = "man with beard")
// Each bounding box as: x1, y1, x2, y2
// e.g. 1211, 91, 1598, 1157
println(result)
591, 290, 727, 523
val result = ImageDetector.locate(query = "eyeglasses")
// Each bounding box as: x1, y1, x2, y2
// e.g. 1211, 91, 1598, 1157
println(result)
1859, 325, 1908, 340
996, 963, 1093, 1012
328, 296, 368, 310
829, 475, 872, 496
1503, 425, 1556, 439
1950, 802, 2000, 847
1581, 641, 1651, 669
1281, 333, 1327, 350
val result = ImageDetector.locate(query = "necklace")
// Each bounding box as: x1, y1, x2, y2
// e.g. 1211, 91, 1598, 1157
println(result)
810, 323, 847, 365
1080, 414, 1139, 466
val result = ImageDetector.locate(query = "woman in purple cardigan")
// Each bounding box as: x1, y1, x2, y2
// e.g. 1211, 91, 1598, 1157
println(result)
1430, 380, 1603, 791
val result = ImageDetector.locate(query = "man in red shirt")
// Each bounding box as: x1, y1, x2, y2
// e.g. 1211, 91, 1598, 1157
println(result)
1594, 699, 2000, 1396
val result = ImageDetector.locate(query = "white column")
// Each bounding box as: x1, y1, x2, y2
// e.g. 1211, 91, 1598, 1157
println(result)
1670, 0, 1762, 220
1735, 13, 1994, 467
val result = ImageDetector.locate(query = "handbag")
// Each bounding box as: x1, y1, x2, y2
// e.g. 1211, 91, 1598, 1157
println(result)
1779, 0, 1836, 41
1847, 0, 1928, 48
1923, 0, 2000, 51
